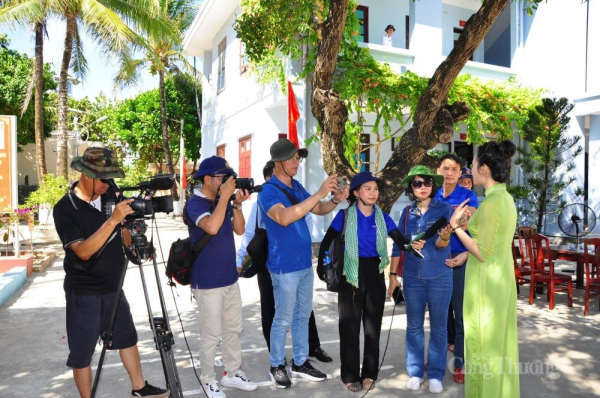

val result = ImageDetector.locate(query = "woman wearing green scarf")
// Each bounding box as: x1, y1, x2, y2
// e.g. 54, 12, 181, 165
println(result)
317, 172, 410, 393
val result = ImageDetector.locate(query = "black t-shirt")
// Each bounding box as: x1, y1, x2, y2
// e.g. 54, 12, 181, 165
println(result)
53, 184, 125, 295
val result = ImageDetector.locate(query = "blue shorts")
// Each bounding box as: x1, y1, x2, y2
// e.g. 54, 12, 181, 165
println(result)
65, 290, 138, 368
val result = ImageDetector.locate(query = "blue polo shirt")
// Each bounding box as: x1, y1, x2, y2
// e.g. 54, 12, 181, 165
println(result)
257, 175, 312, 274
330, 207, 397, 257
186, 194, 238, 289
391, 199, 453, 279
435, 185, 479, 253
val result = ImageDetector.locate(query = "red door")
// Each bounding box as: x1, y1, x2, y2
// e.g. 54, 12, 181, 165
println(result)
239, 136, 251, 178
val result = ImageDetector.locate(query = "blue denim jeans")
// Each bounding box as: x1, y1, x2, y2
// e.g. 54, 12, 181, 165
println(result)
448, 251, 467, 368
404, 271, 453, 381
269, 267, 314, 367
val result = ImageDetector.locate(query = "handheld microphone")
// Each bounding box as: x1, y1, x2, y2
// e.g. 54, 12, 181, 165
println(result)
404, 217, 448, 259
140, 175, 175, 191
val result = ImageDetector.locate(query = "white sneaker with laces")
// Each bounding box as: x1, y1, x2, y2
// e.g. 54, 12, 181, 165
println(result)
429, 379, 444, 394
221, 369, 258, 391
406, 377, 423, 391
203, 380, 226, 398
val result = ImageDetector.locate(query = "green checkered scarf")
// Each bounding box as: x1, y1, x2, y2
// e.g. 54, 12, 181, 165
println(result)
343, 204, 390, 288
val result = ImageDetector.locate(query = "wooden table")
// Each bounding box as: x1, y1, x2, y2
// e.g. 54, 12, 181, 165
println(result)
550, 245, 586, 289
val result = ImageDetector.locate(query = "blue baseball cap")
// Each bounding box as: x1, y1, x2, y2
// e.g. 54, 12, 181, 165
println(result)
460, 167, 473, 180
350, 171, 384, 192
193, 156, 236, 179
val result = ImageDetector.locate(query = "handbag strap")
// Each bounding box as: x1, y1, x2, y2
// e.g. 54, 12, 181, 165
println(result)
398, 205, 411, 277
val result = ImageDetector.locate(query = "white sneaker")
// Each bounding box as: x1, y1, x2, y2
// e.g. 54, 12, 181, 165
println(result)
203, 380, 226, 398
429, 379, 444, 394
221, 369, 258, 391
406, 377, 423, 391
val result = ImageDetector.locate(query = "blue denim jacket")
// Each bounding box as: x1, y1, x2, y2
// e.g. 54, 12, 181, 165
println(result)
391, 198, 453, 279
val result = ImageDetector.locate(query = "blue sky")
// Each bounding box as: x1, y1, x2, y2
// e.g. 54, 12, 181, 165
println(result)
6, 19, 162, 101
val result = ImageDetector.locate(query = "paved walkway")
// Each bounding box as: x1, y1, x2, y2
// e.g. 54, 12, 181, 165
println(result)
0, 217, 599, 397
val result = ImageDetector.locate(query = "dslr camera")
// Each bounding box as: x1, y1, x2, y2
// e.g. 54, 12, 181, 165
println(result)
221, 175, 262, 194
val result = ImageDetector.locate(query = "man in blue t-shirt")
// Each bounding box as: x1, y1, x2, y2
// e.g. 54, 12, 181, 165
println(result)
435, 155, 479, 384
258, 139, 348, 389
186, 156, 257, 397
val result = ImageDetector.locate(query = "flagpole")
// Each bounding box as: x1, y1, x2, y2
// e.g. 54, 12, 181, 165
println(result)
180, 119, 185, 208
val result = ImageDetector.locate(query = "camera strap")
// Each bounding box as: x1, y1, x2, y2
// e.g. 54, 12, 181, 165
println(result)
265, 182, 299, 205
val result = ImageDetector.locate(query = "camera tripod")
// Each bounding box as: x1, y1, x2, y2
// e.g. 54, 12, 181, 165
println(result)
91, 224, 183, 398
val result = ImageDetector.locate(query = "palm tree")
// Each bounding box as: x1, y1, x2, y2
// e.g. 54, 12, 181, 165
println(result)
0, 1, 49, 181
52, 0, 175, 178
116, 0, 199, 201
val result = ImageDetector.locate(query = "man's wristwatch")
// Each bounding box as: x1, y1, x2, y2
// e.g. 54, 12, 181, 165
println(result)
331, 198, 340, 205
389, 272, 398, 277
232, 204, 242, 211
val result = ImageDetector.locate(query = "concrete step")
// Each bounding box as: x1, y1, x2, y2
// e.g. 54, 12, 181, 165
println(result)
0, 266, 27, 306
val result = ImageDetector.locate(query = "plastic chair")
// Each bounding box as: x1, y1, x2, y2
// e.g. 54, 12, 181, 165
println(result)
513, 240, 530, 294
583, 238, 600, 316
527, 233, 573, 310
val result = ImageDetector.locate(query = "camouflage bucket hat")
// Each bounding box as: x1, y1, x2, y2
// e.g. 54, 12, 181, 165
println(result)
70, 147, 125, 179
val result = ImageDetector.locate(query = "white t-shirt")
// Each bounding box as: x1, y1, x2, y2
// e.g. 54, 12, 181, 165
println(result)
382, 34, 393, 47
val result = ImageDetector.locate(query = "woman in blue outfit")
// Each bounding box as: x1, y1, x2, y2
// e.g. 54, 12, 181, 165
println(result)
317, 172, 410, 393
387, 165, 453, 394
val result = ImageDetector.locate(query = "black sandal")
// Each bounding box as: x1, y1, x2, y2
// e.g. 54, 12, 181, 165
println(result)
345, 382, 363, 392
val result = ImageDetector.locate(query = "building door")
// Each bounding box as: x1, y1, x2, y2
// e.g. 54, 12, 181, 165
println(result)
239, 136, 251, 178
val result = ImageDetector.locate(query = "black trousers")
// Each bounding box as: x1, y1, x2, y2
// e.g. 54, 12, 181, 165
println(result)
338, 257, 386, 383
256, 264, 320, 352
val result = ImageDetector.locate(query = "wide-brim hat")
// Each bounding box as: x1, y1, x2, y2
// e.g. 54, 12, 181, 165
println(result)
460, 167, 473, 180
400, 165, 444, 187
70, 147, 125, 179
350, 171, 384, 192
268, 138, 308, 162
193, 156, 236, 179
385, 24, 396, 32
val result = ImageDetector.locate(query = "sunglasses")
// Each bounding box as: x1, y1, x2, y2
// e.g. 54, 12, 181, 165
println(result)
98, 178, 112, 184
411, 179, 433, 189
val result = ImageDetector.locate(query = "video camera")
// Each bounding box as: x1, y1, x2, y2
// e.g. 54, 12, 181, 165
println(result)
105, 175, 175, 261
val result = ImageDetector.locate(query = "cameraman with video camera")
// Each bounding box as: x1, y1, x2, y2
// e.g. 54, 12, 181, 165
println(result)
53, 147, 169, 398
186, 156, 257, 398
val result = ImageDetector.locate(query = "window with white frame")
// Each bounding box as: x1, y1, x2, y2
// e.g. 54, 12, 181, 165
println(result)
217, 38, 226, 93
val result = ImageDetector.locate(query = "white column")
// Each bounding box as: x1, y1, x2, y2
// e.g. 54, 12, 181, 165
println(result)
408, 0, 443, 76
589, 115, 600, 234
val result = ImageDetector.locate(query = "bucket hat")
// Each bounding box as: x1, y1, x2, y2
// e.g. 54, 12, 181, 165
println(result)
400, 165, 444, 187
460, 167, 473, 180
268, 138, 308, 162
70, 147, 125, 179
193, 156, 236, 179
350, 171, 384, 192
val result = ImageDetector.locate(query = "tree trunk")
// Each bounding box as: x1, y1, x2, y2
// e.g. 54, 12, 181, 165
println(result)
34, 21, 47, 181
316, 0, 509, 213
55, 14, 76, 179
159, 69, 179, 200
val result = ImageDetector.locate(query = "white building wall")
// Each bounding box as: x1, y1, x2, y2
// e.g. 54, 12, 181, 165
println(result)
361, 0, 410, 48
442, 4, 485, 62
588, 115, 600, 234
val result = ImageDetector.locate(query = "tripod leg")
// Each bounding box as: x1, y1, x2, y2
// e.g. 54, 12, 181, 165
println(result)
91, 257, 129, 398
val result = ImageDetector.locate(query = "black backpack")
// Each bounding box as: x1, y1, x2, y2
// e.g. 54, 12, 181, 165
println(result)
323, 209, 348, 292
165, 201, 212, 286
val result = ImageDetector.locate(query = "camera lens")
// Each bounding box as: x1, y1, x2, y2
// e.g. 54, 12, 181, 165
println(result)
235, 178, 254, 191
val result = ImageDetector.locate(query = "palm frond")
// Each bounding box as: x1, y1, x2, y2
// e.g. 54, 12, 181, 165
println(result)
70, 21, 89, 79
0, 0, 45, 26
101, 0, 177, 41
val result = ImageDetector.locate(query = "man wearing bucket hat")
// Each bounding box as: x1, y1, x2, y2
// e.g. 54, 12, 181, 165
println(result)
53, 147, 169, 397
382, 24, 395, 47
258, 139, 348, 388
435, 155, 478, 385
186, 155, 256, 397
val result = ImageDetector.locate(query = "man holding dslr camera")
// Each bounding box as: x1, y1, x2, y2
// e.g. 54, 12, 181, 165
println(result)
186, 156, 257, 398
53, 147, 169, 398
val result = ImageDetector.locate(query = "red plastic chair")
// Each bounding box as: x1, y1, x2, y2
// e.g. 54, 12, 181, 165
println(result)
513, 240, 530, 294
583, 238, 600, 316
527, 234, 573, 310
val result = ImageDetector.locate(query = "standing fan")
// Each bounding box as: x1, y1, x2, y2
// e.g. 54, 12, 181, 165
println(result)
557, 203, 597, 249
